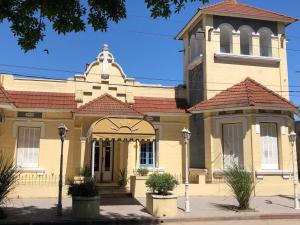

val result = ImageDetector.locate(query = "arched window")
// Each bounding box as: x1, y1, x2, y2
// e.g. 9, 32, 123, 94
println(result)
220, 24, 233, 53
194, 28, 203, 57
239, 26, 253, 55
189, 34, 196, 62
259, 27, 273, 57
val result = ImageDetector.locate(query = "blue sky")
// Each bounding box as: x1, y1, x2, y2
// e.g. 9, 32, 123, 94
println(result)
0, 0, 299, 104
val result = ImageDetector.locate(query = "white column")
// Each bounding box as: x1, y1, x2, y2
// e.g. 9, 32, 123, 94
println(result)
91, 140, 95, 178
80, 137, 87, 169
152, 141, 156, 172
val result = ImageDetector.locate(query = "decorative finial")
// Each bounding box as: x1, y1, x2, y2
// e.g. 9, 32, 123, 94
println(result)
103, 44, 109, 51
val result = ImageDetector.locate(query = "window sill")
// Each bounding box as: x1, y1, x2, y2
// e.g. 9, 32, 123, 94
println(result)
255, 170, 292, 180
188, 55, 203, 70
214, 53, 280, 65
17, 167, 45, 174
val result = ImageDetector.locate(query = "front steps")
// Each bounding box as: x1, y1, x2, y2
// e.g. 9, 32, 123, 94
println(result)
96, 183, 132, 198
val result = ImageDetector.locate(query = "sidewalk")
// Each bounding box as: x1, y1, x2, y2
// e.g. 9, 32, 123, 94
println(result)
1, 196, 300, 224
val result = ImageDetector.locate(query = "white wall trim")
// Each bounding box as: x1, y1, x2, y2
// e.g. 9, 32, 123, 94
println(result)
255, 170, 292, 180
214, 116, 247, 136
255, 116, 286, 135
13, 121, 45, 138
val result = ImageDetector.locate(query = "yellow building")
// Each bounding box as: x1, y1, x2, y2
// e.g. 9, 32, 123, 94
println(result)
0, 0, 299, 198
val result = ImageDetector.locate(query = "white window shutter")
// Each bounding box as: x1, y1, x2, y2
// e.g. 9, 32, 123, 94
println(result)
260, 123, 279, 170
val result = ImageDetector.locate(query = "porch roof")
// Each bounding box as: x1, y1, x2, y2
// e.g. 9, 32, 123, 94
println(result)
189, 78, 299, 114
75, 93, 143, 117
89, 117, 156, 141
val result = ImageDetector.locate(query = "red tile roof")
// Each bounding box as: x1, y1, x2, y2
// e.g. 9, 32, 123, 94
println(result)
0, 86, 13, 104
8, 90, 76, 110
189, 78, 299, 113
133, 97, 188, 114
200, 0, 297, 24
75, 93, 143, 117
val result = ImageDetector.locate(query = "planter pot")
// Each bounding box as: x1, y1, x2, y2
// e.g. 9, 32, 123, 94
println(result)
146, 193, 178, 217
72, 196, 100, 219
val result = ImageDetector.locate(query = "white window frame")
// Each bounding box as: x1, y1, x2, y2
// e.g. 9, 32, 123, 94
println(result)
259, 122, 279, 170
16, 126, 41, 168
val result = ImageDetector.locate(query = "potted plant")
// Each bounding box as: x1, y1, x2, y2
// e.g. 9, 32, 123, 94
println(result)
119, 169, 128, 190
73, 166, 91, 183
137, 168, 149, 176
68, 177, 99, 219
145, 173, 179, 217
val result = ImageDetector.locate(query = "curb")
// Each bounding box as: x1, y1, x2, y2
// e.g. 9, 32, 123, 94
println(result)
0, 217, 159, 225
162, 213, 300, 223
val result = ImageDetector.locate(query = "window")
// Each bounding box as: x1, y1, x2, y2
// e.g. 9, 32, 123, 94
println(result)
140, 142, 156, 167
259, 28, 272, 57
220, 24, 233, 53
260, 123, 279, 170
17, 127, 41, 168
222, 123, 243, 169
239, 26, 253, 55
189, 34, 196, 63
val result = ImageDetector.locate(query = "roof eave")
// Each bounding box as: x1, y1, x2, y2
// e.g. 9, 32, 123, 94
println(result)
175, 10, 203, 40
189, 106, 299, 115
201, 11, 298, 25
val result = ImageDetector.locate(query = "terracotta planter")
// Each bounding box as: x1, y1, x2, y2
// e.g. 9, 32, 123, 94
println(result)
146, 193, 178, 217
72, 196, 100, 219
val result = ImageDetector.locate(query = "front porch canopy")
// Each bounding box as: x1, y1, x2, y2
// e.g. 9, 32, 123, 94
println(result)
89, 117, 156, 141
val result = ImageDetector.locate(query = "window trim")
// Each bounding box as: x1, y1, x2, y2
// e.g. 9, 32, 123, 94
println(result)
16, 126, 41, 169
259, 122, 280, 170
139, 142, 156, 168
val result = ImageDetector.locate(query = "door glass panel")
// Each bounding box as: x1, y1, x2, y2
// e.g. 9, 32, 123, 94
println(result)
103, 142, 111, 171
94, 142, 100, 172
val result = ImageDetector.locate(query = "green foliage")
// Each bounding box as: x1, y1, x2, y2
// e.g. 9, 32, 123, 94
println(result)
77, 166, 91, 177
0, 0, 209, 51
137, 168, 149, 176
68, 178, 98, 197
0, 154, 19, 218
223, 163, 255, 210
145, 173, 178, 195
119, 169, 128, 187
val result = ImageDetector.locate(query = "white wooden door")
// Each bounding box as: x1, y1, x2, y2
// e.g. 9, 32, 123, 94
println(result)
100, 141, 113, 182
222, 123, 244, 169
260, 123, 279, 170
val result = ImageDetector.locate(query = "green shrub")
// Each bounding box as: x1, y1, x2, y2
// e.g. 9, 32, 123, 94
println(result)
0, 154, 19, 218
119, 169, 128, 187
223, 163, 255, 210
137, 168, 149, 176
77, 166, 91, 177
68, 178, 98, 197
145, 173, 178, 195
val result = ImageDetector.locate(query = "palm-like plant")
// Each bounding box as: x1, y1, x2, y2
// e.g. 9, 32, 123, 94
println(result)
0, 154, 19, 217
223, 163, 255, 210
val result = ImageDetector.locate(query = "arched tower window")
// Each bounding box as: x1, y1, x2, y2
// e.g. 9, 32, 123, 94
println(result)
239, 26, 253, 55
259, 27, 273, 57
189, 34, 196, 62
219, 24, 233, 53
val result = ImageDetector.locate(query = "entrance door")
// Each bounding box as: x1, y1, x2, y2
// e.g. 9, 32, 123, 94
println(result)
100, 141, 114, 182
